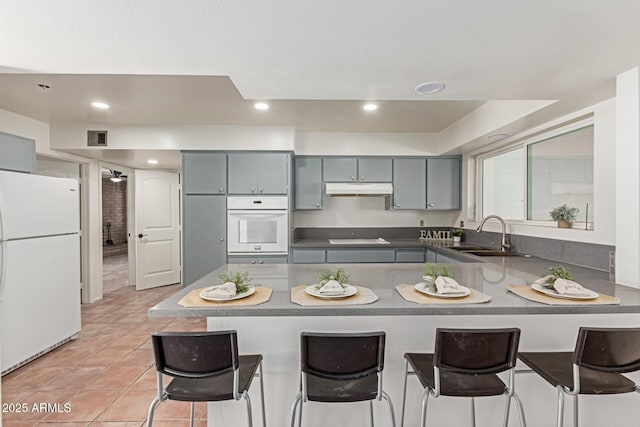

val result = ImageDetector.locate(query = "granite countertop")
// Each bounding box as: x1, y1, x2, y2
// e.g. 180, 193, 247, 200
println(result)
148, 261, 640, 318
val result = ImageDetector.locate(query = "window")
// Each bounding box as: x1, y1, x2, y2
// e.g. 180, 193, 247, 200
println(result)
479, 121, 594, 225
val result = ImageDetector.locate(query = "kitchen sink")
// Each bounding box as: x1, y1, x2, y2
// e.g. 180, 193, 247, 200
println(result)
448, 246, 528, 257
462, 250, 525, 257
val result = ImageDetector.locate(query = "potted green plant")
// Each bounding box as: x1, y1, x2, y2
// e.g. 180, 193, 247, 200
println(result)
451, 229, 464, 243
549, 204, 579, 228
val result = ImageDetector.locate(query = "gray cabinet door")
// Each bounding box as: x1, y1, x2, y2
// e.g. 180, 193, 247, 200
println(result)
425, 248, 437, 263
228, 153, 289, 194
358, 158, 392, 182
291, 249, 326, 263
323, 158, 358, 182
396, 249, 425, 263
227, 154, 259, 194
183, 195, 227, 286
294, 157, 323, 209
256, 153, 289, 194
326, 249, 396, 263
426, 158, 461, 210
182, 152, 226, 194
0, 131, 35, 173
393, 158, 426, 209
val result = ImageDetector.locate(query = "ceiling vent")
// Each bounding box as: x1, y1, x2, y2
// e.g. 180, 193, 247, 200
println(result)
87, 130, 108, 147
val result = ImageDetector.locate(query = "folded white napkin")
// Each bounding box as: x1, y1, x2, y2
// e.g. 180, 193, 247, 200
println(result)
434, 276, 467, 294
318, 279, 346, 295
206, 282, 237, 297
553, 278, 587, 295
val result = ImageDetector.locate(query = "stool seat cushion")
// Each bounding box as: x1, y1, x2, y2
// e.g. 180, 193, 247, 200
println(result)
518, 352, 637, 395
305, 373, 379, 402
166, 354, 262, 402
405, 353, 508, 397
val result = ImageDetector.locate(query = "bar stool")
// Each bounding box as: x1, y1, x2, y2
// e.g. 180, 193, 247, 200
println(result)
147, 330, 266, 427
289, 331, 397, 427
401, 328, 526, 427
518, 327, 640, 427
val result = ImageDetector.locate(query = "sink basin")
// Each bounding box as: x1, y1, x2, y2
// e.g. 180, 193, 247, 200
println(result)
449, 246, 487, 251
463, 250, 524, 257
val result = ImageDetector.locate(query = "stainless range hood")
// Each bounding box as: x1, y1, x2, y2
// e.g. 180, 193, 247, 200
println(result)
325, 182, 393, 196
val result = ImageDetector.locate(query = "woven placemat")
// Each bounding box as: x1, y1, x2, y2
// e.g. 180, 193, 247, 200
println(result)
178, 287, 272, 307
507, 285, 620, 305
396, 284, 492, 304
291, 285, 379, 306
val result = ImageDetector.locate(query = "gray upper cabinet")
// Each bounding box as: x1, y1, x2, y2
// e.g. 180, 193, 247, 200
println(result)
323, 158, 358, 182
182, 195, 227, 286
294, 157, 323, 209
323, 157, 392, 182
357, 158, 392, 182
227, 153, 289, 195
182, 152, 226, 194
392, 158, 426, 210
0, 131, 36, 174
426, 157, 461, 210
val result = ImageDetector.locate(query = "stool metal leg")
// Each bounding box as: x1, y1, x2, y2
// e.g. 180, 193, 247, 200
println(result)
400, 359, 409, 427
556, 386, 565, 427
369, 400, 375, 427
289, 393, 302, 427
258, 361, 266, 427
512, 392, 527, 427
420, 389, 430, 427
502, 394, 510, 427
382, 391, 397, 427
189, 402, 195, 427
470, 397, 476, 427
243, 391, 253, 427
572, 395, 578, 427
146, 396, 161, 427
298, 396, 303, 427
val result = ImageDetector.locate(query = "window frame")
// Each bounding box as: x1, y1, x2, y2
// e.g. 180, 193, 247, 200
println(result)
476, 117, 594, 227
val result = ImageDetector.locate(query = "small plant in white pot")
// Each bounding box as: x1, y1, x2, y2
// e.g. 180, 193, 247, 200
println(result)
451, 229, 464, 242
549, 204, 579, 228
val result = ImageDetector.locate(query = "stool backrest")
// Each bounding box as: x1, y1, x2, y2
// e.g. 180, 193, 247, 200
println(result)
300, 331, 385, 380
435, 328, 521, 375
573, 327, 640, 373
151, 330, 239, 378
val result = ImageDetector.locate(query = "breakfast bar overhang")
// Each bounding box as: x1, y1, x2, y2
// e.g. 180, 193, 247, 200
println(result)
149, 262, 640, 427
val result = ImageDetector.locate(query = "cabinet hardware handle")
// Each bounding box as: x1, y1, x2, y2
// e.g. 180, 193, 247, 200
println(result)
351, 176, 356, 181
251, 187, 255, 193
259, 188, 264, 193
137, 233, 148, 238
360, 176, 365, 181
316, 203, 320, 207
428, 203, 435, 207
259, 260, 264, 264
219, 187, 224, 193
251, 260, 256, 264
220, 237, 224, 242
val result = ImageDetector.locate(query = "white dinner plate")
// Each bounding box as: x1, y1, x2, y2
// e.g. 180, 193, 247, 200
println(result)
305, 284, 358, 299
414, 282, 470, 298
531, 283, 598, 300
199, 285, 256, 302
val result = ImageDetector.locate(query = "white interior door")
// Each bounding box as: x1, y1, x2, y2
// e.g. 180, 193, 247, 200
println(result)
134, 170, 181, 290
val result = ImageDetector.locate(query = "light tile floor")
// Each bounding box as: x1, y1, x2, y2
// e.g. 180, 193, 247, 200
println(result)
2, 256, 206, 426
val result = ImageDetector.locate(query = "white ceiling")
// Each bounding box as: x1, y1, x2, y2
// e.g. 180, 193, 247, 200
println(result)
1, 1, 639, 167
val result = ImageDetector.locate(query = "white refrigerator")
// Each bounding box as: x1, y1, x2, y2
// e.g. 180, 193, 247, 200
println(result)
0, 170, 81, 374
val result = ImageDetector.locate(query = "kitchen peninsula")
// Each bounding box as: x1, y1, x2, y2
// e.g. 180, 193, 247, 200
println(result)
149, 259, 640, 427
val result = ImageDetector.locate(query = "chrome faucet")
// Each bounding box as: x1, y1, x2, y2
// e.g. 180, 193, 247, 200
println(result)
476, 215, 511, 252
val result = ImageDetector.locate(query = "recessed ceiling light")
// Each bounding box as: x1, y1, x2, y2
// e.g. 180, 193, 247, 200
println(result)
487, 133, 510, 142
254, 102, 269, 110
363, 103, 378, 111
415, 82, 446, 95
91, 101, 110, 110
147, 159, 159, 165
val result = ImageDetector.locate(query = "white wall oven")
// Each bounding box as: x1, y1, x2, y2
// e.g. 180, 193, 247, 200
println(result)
227, 196, 289, 255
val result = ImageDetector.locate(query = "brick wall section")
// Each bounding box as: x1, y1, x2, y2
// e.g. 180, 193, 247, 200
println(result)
102, 177, 128, 256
